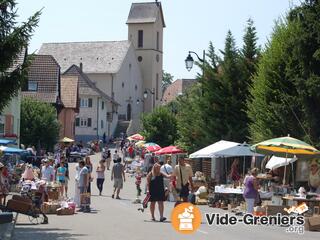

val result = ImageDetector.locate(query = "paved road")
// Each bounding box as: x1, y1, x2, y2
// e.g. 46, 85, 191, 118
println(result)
13, 151, 318, 240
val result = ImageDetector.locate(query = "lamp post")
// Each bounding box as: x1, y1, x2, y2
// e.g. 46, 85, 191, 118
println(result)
143, 88, 155, 110
136, 98, 144, 113
185, 50, 205, 79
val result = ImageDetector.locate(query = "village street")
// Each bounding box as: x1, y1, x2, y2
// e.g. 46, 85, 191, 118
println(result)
12, 149, 318, 240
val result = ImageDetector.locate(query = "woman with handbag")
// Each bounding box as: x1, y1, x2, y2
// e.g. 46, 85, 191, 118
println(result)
146, 163, 171, 222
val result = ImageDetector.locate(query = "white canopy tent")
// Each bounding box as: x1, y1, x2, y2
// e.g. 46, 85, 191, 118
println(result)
265, 156, 297, 170
189, 140, 263, 182
189, 140, 239, 158
189, 140, 262, 158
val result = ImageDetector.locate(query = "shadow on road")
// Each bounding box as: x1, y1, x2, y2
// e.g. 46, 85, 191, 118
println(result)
13, 227, 87, 240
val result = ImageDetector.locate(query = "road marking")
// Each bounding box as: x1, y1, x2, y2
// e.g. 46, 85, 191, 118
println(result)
198, 230, 208, 234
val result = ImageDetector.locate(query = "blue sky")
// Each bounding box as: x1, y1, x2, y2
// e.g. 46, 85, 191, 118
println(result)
16, 0, 300, 79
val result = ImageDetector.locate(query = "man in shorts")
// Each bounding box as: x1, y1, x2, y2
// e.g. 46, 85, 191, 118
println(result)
111, 158, 125, 199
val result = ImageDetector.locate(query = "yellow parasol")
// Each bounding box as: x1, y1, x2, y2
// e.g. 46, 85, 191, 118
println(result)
60, 137, 75, 143
135, 141, 146, 147
251, 136, 320, 185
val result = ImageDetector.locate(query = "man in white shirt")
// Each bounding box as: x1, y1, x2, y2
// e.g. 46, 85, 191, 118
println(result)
160, 157, 173, 200
41, 159, 55, 182
112, 150, 119, 163
160, 157, 173, 175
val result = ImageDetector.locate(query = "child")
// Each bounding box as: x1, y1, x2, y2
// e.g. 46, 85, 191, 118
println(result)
135, 167, 142, 201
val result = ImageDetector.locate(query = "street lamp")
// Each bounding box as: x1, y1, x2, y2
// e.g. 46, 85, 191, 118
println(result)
143, 88, 155, 110
185, 50, 205, 78
136, 98, 145, 112
136, 98, 144, 105
143, 88, 154, 99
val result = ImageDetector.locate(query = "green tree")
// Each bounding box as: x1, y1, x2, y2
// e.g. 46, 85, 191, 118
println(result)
141, 106, 177, 147
21, 98, 60, 151
248, 22, 295, 142
162, 70, 174, 94
248, 0, 320, 147
0, 0, 41, 112
219, 31, 248, 142
241, 18, 260, 82
175, 83, 204, 152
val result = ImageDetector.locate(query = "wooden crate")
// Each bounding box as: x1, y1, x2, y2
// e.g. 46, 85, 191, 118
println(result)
7, 199, 32, 213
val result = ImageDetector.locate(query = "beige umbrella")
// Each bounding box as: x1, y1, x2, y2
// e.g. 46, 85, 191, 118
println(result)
60, 137, 75, 143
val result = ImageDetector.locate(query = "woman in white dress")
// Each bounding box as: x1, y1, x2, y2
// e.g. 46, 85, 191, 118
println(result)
74, 163, 81, 207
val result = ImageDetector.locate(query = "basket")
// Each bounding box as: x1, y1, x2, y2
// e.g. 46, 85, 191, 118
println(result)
57, 207, 74, 215
48, 190, 59, 201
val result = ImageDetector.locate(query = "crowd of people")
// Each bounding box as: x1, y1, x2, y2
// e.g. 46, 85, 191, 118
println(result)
0, 137, 197, 221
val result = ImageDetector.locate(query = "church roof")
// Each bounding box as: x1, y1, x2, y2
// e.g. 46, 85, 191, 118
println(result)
126, 2, 165, 27
39, 40, 131, 74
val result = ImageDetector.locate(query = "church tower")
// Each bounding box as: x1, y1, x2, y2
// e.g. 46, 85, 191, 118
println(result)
127, 1, 165, 112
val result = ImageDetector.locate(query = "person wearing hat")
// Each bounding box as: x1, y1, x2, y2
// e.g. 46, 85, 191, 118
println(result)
41, 159, 55, 182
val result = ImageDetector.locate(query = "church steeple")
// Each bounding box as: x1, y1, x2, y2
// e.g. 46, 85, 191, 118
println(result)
127, 2, 165, 112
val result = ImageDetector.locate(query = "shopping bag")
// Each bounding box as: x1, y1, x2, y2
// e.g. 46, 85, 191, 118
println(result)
142, 193, 150, 208
80, 192, 91, 205
138, 193, 150, 212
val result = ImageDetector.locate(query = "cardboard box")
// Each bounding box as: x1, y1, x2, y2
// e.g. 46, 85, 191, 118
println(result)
265, 205, 288, 216
305, 216, 320, 231
196, 197, 207, 205
228, 203, 237, 211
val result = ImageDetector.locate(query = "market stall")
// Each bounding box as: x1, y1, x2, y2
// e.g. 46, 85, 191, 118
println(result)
249, 136, 320, 220
189, 140, 263, 185
0, 147, 77, 222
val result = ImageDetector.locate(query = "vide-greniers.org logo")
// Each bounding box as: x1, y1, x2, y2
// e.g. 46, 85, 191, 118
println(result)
205, 213, 305, 234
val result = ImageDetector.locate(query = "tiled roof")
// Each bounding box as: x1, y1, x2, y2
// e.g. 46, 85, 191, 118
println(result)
182, 79, 197, 92
39, 41, 131, 73
126, 2, 165, 27
7, 48, 27, 73
27, 55, 60, 93
79, 87, 100, 96
61, 76, 78, 108
63, 65, 120, 106
21, 92, 57, 104
22, 55, 60, 103
162, 79, 196, 104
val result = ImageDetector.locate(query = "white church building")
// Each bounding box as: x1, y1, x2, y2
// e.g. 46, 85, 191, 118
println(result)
38, 1, 165, 141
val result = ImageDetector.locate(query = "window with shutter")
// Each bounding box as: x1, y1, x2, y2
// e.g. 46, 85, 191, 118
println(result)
87, 118, 92, 127
88, 98, 93, 108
